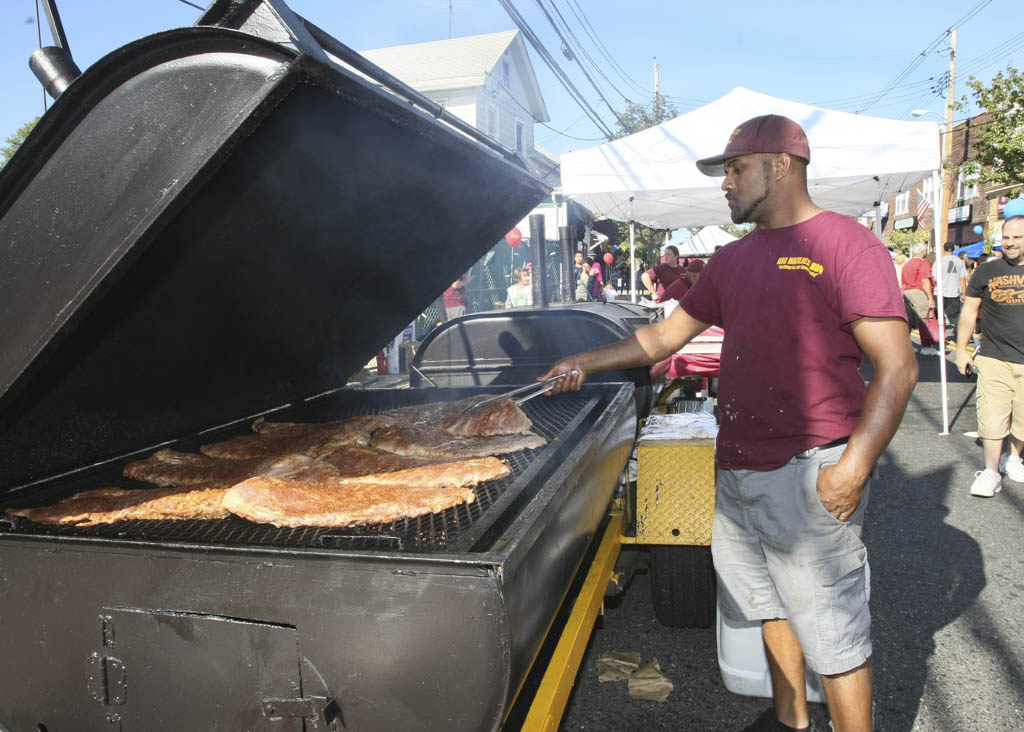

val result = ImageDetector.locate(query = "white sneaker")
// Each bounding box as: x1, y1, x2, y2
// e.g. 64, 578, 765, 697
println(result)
1004, 455, 1024, 483
919, 346, 940, 356
970, 469, 1003, 497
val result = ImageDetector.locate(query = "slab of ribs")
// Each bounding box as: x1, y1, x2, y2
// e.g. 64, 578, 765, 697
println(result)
7, 396, 545, 528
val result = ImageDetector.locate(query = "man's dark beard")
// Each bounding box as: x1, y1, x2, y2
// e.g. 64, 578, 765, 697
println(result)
731, 187, 769, 224
730, 158, 774, 224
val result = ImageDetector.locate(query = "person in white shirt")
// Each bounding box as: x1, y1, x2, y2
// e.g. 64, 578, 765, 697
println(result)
933, 241, 968, 341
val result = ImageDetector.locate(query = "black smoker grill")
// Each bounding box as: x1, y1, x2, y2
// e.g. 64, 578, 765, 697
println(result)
411, 301, 662, 421
0, 2, 639, 731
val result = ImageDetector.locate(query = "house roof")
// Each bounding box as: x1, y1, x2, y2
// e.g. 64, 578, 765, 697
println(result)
360, 30, 548, 122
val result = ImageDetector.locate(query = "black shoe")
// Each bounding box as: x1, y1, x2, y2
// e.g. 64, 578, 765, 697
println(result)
738, 707, 810, 732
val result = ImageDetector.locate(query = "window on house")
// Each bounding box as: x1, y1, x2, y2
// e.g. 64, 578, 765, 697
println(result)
515, 121, 524, 154
895, 191, 910, 216
486, 107, 497, 139
502, 61, 511, 89
958, 173, 979, 201
920, 175, 935, 201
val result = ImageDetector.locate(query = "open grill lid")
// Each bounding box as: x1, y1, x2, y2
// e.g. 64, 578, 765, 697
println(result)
0, 2, 550, 488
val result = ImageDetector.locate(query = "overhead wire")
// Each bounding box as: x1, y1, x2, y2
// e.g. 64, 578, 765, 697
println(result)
529, 0, 625, 126
496, 0, 616, 139
538, 0, 634, 104
856, 0, 993, 113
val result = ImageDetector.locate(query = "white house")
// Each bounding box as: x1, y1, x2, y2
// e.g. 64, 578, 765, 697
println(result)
360, 30, 559, 186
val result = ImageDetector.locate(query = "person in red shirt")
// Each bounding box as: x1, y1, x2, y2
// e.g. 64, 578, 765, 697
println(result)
539, 115, 917, 732
658, 258, 704, 303
900, 243, 938, 354
442, 273, 472, 320
641, 245, 684, 300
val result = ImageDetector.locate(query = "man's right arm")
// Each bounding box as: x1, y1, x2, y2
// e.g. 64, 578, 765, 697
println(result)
955, 296, 982, 374
539, 306, 711, 394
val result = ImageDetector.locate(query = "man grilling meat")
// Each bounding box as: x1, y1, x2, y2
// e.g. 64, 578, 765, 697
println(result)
540, 115, 917, 732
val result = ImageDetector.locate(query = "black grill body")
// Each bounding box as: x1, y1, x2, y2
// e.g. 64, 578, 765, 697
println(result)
0, 3, 640, 730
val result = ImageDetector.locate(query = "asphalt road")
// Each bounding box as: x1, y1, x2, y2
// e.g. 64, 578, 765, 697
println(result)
556, 350, 1024, 732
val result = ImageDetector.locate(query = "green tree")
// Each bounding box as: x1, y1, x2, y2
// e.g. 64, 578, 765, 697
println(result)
613, 93, 679, 139
2, 117, 39, 168
955, 65, 1024, 190
887, 228, 930, 255
721, 224, 753, 239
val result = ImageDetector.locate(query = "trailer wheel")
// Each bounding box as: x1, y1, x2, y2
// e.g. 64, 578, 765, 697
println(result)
650, 545, 716, 628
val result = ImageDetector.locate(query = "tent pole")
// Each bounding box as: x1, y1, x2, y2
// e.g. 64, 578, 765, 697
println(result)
629, 197, 637, 304
933, 168, 950, 435
629, 221, 637, 303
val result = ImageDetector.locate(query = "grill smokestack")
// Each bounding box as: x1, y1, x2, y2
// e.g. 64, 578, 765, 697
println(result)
529, 213, 547, 306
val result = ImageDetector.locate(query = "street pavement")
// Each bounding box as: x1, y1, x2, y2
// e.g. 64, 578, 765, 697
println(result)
556, 349, 1024, 731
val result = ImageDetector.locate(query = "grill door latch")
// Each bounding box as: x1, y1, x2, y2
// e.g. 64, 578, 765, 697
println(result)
262, 696, 343, 731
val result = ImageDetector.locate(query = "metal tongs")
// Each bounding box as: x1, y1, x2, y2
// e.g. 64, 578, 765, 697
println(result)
458, 370, 579, 414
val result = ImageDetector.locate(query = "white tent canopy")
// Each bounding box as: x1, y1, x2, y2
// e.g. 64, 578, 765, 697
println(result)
560, 87, 941, 228
672, 226, 738, 256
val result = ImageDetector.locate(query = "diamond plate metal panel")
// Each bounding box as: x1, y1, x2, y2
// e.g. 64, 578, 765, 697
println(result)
635, 439, 715, 545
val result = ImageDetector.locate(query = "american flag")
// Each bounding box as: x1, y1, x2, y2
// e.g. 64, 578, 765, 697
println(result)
916, 187, 931, 227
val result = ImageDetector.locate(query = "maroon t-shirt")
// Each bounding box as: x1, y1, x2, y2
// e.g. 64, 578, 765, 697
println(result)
658, 276, 691, 303
444, 284, 467, 307
645, 263, 684, 299
680, 211, 906, 470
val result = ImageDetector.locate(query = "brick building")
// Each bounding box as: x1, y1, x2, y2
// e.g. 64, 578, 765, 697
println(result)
876, 111, 1020, 250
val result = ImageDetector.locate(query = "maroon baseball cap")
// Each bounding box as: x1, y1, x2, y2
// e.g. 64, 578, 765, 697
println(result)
686, 259, 705, 273
696, 114, 810, 177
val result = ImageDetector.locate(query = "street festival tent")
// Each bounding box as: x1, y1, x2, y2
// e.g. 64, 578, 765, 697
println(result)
672, 225, 738, 256
560, 87, 953, 431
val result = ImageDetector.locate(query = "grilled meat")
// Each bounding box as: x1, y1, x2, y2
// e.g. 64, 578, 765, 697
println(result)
5, 486, 230, 526
124, 449, 338, 487
223, 457, 508, 527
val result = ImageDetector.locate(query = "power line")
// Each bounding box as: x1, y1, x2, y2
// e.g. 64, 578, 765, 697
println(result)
529, 0, 624, 125
496, 0, 616, 139
856, 0, 993, 113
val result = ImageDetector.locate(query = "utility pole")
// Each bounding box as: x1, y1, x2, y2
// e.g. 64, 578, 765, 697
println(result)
653, 57, 660, 122
937, 27, 958, 256
448, 0, 453, 39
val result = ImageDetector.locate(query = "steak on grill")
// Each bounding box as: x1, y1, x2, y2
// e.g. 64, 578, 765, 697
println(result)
124, 449, 339, 487
199, 415, 391, 459
5, 486, 230, 526
440, 397, 533, 437
223, 457, 510, 527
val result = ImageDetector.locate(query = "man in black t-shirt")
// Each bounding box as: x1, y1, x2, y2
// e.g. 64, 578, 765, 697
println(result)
956, 215, 1024, 496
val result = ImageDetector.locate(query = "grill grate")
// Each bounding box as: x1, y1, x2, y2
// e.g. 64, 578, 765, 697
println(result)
1, 390, 599, 554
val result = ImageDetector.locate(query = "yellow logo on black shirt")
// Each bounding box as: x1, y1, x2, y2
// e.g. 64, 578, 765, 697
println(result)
777, 256, 824, 277
990, 273, 1024, 304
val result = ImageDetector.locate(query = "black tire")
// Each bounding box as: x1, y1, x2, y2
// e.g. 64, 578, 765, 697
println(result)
650, 545, 716, 628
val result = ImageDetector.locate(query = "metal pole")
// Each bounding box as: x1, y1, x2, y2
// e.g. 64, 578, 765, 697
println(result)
558, 225, 573, 303
629, 198, 637, 303
934, 167, 950, 435
529, 213, 547, 307
933, 28, 957, 436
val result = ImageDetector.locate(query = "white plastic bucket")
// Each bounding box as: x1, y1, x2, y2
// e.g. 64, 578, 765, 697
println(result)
716, 604, 826, 704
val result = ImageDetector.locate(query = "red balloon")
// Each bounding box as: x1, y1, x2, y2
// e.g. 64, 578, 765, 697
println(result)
505, 227, 523, 247
603, 252, 615, 265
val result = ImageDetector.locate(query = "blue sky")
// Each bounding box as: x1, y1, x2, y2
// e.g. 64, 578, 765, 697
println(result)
2, 0, 1019, 156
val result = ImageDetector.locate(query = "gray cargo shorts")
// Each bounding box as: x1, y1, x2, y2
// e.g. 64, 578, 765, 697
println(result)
711, 442, 872, 676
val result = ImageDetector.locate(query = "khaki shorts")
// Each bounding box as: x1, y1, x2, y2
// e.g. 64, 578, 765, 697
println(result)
712, 443, 872, 676
903, 288, 931, 323
975, 354, 1024, 441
